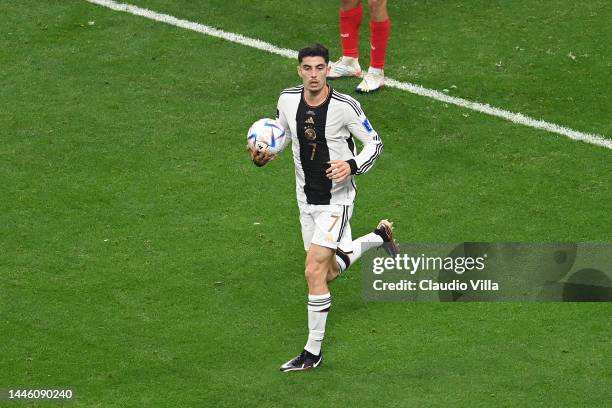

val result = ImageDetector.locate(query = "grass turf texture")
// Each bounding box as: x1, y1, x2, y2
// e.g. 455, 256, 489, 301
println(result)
1, 1, 611, 407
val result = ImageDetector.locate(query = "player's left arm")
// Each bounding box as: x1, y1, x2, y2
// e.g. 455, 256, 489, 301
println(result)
247, 144, 276, 167
248, 97, 293, 167
274, 97, 293, 153
327, 103, 383, 182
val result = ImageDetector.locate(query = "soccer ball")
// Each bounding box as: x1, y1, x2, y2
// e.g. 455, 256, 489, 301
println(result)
246, 118, 286, 155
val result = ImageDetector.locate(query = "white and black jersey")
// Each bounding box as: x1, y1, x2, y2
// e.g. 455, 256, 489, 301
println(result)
275, 85, 383, 206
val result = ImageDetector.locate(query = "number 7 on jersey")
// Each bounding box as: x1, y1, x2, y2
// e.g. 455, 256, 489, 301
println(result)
308, 142, 317, 160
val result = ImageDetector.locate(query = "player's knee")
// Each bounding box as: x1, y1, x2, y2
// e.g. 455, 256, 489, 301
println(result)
341, 0, 361, 10
305, 245, 336, 283
367, 0, 386, 12
305, 251, 330, 282
304, 260, 326, 284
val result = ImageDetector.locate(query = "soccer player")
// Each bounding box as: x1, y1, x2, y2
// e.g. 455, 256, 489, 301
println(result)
247, 43, 398, 372
327, 0, 391, 93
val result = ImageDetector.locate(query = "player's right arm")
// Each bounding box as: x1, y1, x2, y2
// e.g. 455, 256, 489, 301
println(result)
247, 144, 276, 167
274, 94, 293, 152
248, 92, 294, 167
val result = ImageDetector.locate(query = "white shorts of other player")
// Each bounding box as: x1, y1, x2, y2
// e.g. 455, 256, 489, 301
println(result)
299, 203, 353, 252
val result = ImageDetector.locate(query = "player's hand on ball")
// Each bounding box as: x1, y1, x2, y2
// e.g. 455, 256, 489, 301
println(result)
326, 160, 350, 182
246, 144, 276, 167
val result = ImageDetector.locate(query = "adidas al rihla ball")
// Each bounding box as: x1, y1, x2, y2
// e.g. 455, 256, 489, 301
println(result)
246, 118, 286, 155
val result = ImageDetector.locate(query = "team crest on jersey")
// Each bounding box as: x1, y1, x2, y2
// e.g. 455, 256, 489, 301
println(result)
305, 127, 317, 141
304, 115, 317, 141
362, 118, 373, 133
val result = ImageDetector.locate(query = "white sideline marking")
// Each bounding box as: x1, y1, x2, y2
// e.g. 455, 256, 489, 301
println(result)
385, 79, 612, 150
86, 0, 611, 150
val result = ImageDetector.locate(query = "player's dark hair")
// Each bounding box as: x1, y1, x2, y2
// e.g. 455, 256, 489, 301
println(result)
298, 43, 329, 64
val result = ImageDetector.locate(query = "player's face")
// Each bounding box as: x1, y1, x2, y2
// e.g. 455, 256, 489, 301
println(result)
298, 56, 330, 93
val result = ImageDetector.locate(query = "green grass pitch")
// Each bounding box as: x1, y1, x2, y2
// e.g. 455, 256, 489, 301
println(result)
1, 1, 611, 406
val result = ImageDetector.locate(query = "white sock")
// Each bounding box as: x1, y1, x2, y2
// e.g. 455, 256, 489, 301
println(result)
304, 293, 331, 356
335, 232, 383, 274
